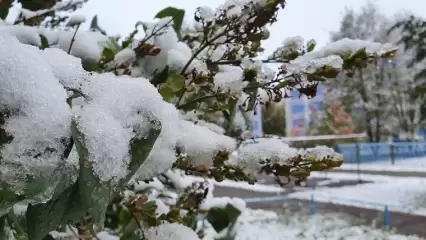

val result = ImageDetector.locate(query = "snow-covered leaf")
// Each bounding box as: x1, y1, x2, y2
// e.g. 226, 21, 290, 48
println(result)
72, 120, 113, 228
154, 7, 185, 38
126, 120, 162, 182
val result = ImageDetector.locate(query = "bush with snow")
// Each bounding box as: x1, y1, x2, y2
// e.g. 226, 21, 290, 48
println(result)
0, 0, 398, 239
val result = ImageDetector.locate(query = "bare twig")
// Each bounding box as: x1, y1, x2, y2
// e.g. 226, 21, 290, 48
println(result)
65, 87, 88, 99
180, 32, 227, 75
215, 59, 290, 65
68, 24, 81, 54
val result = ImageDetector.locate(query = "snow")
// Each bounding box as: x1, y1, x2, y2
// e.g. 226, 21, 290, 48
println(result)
74, 73, 180, 183
0, 31, 71, 193
176, 120, 236, 168
134, 178, 165, 192
0, 25, 41, 46
58, 31, 108, 61
289, 172, 426, 216
185, 175, 285, 193
340, 156, 426, 172
233, 138, 298, 175
97, 231, 119, 240
112, 48, 136, 67
200, 180, 247, 212
294, 38, 398, 63
145, 223, 199, 240
67, 14, 86, 26
197, 6, 215, 23
213, 65, 244, 96
18, 0, 86, 19
41, 47, 87, 89
203, 209, 423, 240
232, 138, 342, 176
274, 37, 398, 79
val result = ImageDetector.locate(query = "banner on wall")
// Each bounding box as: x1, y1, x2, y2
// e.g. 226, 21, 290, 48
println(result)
285, 84, 324, 137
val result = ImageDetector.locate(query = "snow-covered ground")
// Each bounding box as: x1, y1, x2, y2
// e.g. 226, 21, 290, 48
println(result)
340, 156, 426, 172
289, 172, 426, 216
203, 209, 424, 240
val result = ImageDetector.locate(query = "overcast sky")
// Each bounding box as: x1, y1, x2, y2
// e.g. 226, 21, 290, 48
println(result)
8, 0, 426, 56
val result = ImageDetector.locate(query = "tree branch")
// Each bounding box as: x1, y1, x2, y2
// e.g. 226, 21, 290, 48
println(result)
68, 24, 80, 54
176, 95, 218, 110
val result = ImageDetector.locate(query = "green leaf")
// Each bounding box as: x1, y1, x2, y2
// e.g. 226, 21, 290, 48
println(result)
72, 121, 112, 228
82, 59, 102, 72
105, 37, 122, 54
18, 0, 55, 11
150, 66, 170, 86
206, 204, 241, 233
126, 121, 162, 180
165, 74, 185, 92
158, 73, 185, 102
0, 175, 51, 217
275, 81, 289, 89
39, 35, 49, 49
89, 15, 107, 35
154, 7, 185, 38
71, 117, 161, 228
158, 86, 175, 102
101, 47, 115, 63
0, 1, 12, 20
26, 182, 84, 240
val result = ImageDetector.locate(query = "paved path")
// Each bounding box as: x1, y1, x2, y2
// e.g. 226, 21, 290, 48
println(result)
213, 177, 426, 238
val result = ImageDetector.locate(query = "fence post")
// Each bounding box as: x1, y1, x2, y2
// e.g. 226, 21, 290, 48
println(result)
384, 205, 390, 230
390, 143, 395, 165
309, 195, 316, 215
356, 143, 361, 183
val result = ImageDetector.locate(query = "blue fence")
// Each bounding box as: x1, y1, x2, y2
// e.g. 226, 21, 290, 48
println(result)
335, 142, 426, 163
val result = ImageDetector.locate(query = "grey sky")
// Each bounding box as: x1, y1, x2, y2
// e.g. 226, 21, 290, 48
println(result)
9, 0, 426, 56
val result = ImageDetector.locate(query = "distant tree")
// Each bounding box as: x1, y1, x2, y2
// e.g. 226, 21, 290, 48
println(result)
391, 15, 426, 130
325, 2, 423, 142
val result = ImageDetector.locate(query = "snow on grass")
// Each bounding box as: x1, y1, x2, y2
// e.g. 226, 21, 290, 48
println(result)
289, 172, 426, 216
340, 156, 426, 172
203, 209, 423, 240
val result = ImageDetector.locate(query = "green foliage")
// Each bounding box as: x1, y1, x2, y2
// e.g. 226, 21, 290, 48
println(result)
90, 15, 107, 35
154, 7, 185, 38
0, 0, 12, 20
26, 182, 84, 240
72, 120, 112, 227
39, 35, 49, 49
151, 66, 170, 86
159, 73, 186, 101
18, 0, 56, 11
206, 204, 241, 233
20, 120, 162, 239
173, 151, 256, 184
